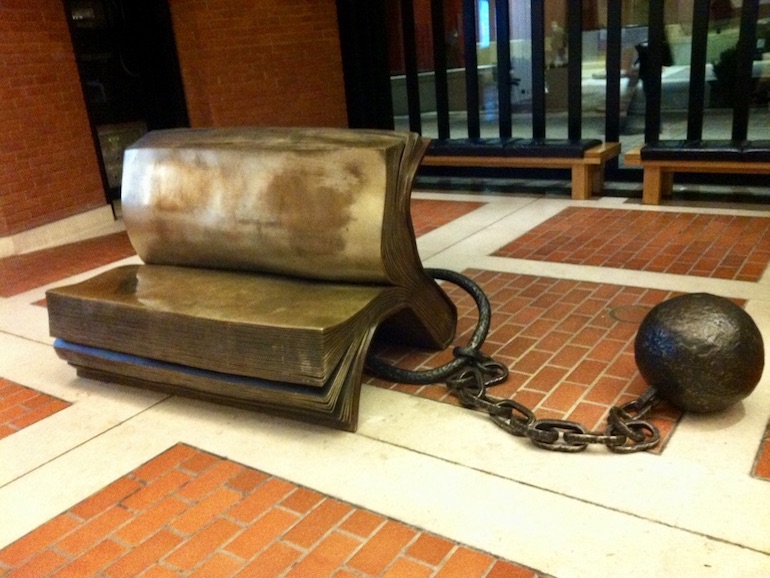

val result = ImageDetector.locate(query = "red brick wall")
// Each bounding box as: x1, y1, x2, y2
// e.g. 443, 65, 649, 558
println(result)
169, 0, 348, 128
0, 0, 105, 237
1, 0, 349, 237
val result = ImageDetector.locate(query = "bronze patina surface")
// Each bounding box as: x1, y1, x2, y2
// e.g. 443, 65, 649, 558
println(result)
47, 127, 455, 431
635, 293, 764, 413
121, 127, 421, 283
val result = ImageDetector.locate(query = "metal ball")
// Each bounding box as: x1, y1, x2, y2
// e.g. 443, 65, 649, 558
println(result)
634, 293, 764, 413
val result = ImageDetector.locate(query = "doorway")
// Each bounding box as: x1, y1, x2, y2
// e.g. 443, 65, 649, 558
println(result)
63, 0, 189, 201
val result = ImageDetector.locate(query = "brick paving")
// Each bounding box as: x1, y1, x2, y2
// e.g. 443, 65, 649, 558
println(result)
410, 198, 484, 237
0, 379, 70, 440
366, 270, 684, 451
0, 231, 135, 298
0, 444, 548, 578
755, 423, 770, 481
495, 208, 770, 281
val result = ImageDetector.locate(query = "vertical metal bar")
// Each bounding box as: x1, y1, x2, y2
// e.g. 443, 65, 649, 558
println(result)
686, 0, 710, 141
462, 0, 480, 138
530, 0, 546, 139
335, 0, 394, 129
732, 0, 759, 141
644, 0, 665, 143
401, 0, 422, 133
604, 0, 622, 143
430, 0, 451, 139
567, 0, 583, 141
496, 0, 512, 138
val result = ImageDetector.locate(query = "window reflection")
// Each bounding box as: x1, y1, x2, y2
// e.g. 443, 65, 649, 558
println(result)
388, 0, 770, 148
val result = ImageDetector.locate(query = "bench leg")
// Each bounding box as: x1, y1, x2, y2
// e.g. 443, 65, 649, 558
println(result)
662, 172, 674, 197
642, 167, 673, 205
591, 165, 604, 194
571, 164, 592, 200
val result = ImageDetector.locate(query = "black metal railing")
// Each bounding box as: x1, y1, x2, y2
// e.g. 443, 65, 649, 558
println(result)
338, 0, 769, 187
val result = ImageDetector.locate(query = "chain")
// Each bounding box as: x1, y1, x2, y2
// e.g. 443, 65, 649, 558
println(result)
446, 348, 661, 453
366, 268, 663, 454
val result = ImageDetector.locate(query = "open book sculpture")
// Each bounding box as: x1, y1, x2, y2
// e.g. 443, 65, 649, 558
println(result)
47, 128, 457, 430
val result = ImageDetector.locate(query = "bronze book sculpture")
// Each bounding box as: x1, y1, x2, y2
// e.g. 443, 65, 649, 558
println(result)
47, 127, 457, 430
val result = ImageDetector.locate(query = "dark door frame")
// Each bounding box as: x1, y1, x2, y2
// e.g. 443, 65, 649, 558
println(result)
62, 0, 189, 203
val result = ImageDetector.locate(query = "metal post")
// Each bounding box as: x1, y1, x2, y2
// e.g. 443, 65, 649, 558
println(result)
496, 0, 512, 138
462, 0, 480, 138
401, 0, 422, 134
531, 0, 546, 139
431, 0, 451, 139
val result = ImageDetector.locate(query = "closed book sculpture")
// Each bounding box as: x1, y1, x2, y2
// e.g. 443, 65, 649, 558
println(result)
47, 127, 456, 430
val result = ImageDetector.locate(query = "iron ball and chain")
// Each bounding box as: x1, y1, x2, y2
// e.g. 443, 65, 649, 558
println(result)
367, 270, 764, 454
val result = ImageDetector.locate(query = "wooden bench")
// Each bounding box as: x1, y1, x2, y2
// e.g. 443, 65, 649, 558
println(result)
46, 127, 457, 431
625, 140, 770, 205
421, 138, 621, 200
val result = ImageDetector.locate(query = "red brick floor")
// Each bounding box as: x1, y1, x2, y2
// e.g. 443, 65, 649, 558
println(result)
410, 199, 485, 237
495, 208, 770, 281
0, 379, 71, 440
0, 444, 549, 578
0, 232, 135, 298
755, 424, 770, 480
366, 270, 684, 452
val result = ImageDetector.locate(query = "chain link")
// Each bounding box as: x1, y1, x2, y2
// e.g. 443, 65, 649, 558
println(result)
446, 349, 661, 453
367, 269, 663, 454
